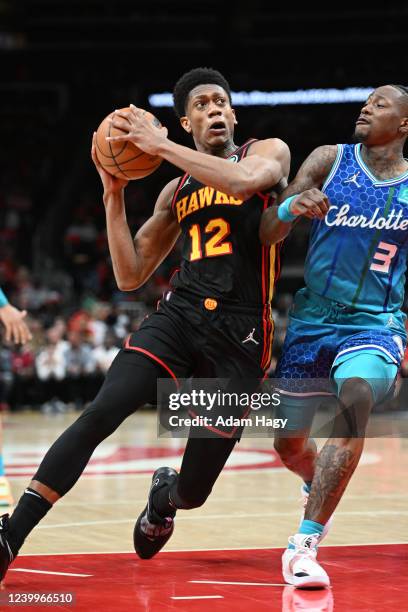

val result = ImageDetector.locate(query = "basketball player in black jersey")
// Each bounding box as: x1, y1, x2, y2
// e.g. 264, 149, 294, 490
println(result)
0, 68, 290, 579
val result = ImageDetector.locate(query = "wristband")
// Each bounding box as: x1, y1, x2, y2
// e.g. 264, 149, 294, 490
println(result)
0, 288, 9, 308
277, 195, 297, 223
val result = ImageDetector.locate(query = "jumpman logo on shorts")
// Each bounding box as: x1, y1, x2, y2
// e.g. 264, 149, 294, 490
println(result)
242, 328, 259, 345
343, 171, 361, 188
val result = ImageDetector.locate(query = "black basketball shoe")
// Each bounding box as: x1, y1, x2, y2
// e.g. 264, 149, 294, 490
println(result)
134, 467, 178, 559
0, 514, 15, 582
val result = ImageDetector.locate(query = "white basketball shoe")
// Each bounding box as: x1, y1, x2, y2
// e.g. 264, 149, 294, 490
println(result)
282, 533, 330, 588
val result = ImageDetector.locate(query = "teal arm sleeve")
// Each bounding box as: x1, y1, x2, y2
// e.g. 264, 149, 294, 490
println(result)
0, 288, 9, 308
277, 195, 297, 223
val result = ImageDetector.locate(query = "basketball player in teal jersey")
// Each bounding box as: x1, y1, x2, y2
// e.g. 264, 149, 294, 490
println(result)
260, 84, 408, 587
0, 68, 291, 580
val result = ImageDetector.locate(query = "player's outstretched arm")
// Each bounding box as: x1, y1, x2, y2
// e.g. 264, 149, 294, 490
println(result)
91, 134, 180, 292
107, 106, 290, 199
259, 145, 337, 245
0, 289, 32, 345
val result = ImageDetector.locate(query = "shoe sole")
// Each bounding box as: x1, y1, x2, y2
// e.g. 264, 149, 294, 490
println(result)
283, 568, 330, 589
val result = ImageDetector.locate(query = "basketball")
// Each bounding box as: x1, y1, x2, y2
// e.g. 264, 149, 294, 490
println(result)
95, 107, 163, 180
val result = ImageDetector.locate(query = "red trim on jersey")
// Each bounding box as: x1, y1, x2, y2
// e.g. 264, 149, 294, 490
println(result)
171, 174, 190, 216
261, 262, 272, 370
238, 138, 257, 160
168, 267, 180, 287
275, 240, 282, 283
124, 336, 179, 388
260, 253, 269, 370
260, 195, 276, 372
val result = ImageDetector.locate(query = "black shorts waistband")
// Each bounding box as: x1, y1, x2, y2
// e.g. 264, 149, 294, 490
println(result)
161, 289, 270, 315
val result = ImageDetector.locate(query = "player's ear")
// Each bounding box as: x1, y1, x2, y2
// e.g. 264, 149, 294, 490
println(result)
399, 116, 408, 136
232, 109, 238, 125
180, 116, 192, 134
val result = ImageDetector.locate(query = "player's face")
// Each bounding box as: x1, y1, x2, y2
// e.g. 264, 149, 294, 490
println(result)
354, 85, 408, 145
181, 84, 237, 150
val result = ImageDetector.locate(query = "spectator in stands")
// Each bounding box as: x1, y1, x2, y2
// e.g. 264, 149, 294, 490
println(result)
35, 327, 67, 412
64, 330, 96, 409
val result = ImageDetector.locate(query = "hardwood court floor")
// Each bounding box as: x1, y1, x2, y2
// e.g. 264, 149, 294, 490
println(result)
1, 410, 407, 610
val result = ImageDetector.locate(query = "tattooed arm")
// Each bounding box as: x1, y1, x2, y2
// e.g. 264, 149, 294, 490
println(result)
259, 145, 338, 245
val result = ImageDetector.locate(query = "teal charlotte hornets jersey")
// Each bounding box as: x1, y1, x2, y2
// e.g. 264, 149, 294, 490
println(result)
305, 143, 408, 313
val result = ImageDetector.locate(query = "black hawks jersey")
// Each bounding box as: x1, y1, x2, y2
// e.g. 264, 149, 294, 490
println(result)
169, 139, 281, 307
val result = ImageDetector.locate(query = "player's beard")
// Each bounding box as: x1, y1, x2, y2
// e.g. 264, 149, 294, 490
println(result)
351, 130, 363, 143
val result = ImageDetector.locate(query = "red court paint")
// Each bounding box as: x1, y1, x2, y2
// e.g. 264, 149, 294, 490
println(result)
2, 544, 406, 611
6, 446, 285, 477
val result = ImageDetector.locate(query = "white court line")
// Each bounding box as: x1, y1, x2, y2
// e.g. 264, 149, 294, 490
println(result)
18, 540, 408, 558
35, 509, 408, 530
191, 580, 286, 587
10, 568, 92, 577
171, 595, 223, 600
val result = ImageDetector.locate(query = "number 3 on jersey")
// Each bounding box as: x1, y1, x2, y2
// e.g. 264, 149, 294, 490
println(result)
189, 218, 233, 261
370, 241, 398, 274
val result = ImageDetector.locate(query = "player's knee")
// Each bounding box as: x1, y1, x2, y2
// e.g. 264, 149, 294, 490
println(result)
339, 377, 373, 407
333, 378, 373, 438
274, 436, 306, 464
75, 398, 120, 441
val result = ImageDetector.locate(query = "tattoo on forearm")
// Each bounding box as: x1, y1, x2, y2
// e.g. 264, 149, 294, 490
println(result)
305, 443, 358, 522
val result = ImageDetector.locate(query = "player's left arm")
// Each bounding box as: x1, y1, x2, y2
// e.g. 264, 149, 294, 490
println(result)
107, 106, 290, 199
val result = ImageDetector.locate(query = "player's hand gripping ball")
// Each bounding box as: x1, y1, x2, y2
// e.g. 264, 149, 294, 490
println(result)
95, 107, 163, 180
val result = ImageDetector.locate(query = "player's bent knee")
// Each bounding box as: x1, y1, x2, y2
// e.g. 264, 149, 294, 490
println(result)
274, 436, 307, 463
75, 399, 124, 441
339, 377, 374, 406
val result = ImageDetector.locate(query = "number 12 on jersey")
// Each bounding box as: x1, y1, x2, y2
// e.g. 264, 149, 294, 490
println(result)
189, 218, 233, 261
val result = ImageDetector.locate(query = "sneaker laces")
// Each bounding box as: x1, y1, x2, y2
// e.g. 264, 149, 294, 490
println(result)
288, 534, 320, 558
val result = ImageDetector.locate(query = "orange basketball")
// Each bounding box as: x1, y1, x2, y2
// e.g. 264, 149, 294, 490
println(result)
95, 107, 162, 180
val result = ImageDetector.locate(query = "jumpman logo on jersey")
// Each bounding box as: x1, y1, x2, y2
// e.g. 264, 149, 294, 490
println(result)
242, 328, 259, 345
343, 171, 362, 188
386, 314, 395, 328
181, 176, 192, 189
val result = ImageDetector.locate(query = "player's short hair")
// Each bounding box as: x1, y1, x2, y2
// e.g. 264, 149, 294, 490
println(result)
389, 84, 408, 113
390, 84, 408, 96
173, 67, 232, 118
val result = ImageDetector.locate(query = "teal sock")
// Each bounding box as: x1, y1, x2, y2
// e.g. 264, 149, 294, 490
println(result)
0, 455, 4, 477
303, 481, 312, 494
288, 519, 324, 550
